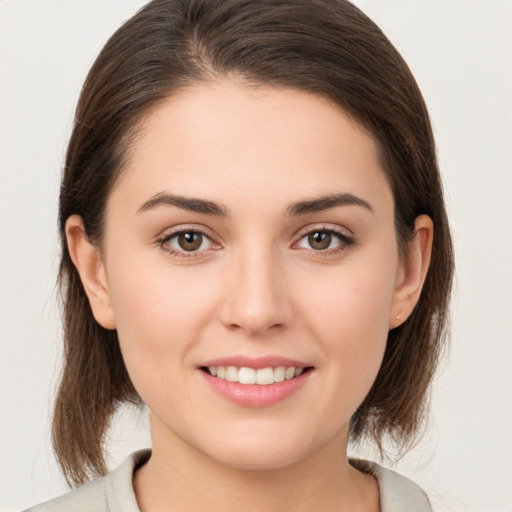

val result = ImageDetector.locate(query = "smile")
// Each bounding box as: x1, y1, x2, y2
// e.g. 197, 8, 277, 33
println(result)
199, 357, 314, 406
202, 366, 310, 385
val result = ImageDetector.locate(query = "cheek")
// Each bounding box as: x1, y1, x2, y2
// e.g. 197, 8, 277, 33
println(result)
106, 254, 219, 368
300, 256, 396, 342
295, 254, 398, 401
105, 260, 224, 419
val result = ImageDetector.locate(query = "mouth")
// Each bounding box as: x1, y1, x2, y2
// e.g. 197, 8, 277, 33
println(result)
199, 358, 315, 407
200, 365, 314, 385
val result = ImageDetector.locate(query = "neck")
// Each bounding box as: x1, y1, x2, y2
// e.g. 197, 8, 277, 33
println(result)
133, 414, 379, 512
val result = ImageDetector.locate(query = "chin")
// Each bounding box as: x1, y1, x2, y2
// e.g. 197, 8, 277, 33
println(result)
202, 433, 323, 472
216, 450, 303, 472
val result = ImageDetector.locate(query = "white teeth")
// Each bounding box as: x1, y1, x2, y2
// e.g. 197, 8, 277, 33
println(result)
285, 367, 295, 380
206, 365, 307, 385
256, 367, 274, 385
225, 366, 238, 382
274, 366, 286, 383
238, 367, 256, 384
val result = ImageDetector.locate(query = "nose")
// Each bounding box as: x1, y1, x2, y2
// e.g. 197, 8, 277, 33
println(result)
218, 247, 293, 336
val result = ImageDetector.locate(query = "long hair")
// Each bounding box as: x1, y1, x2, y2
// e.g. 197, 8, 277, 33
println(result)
54, 0, 454, 486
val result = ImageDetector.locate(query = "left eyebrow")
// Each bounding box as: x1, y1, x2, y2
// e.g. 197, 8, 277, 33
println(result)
286, 193, 374, 216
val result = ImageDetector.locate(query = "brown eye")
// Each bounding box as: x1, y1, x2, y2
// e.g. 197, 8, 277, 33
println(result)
177, 232, 203, 251
307, 231, 332, 250
160, 230, 214, 255
296, 228, 354, 254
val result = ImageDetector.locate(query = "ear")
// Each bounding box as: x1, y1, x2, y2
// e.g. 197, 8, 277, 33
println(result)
389, 214, 433, 329
65, 215, 116, 330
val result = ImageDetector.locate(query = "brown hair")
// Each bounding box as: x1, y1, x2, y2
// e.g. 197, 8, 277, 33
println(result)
54, 0, 454, 486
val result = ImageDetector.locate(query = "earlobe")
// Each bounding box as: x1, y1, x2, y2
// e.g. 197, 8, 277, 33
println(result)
389, 215, 433, 329
65, 215, 116, 330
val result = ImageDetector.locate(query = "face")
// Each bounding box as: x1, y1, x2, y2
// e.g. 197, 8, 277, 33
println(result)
90, 80, 408, 470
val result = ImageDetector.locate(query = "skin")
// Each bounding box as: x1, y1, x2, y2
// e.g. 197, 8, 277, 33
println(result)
67, 80, 433, 512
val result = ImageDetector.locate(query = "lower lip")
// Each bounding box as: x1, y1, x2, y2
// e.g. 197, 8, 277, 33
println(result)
200, 369, 313, 407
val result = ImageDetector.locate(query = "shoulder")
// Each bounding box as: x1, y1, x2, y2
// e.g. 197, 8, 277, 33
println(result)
22, 449, 151, 512
350, 459, 433, 512
22, 476, 109, 512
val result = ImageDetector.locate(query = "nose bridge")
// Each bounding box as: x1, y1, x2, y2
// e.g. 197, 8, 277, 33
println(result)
219, 239, 292, 335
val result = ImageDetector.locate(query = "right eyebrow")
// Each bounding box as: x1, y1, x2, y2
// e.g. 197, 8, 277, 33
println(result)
137, 192, 228, 216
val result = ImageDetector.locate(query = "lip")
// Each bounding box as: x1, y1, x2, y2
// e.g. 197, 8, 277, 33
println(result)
201, 355, 311, 370
198, 356, 314, 408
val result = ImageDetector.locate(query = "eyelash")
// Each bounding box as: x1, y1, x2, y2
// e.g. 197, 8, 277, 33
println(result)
156, 226, 355, 259
157, 227, 216, 259
294, 226, 356, 256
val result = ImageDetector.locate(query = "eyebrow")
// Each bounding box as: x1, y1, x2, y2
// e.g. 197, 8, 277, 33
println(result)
137, 192, 228, 216
286, 193, 373, 216
137, 191, 373, 217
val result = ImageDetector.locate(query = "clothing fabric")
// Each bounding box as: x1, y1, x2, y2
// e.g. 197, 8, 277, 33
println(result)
23, 449, 432, 512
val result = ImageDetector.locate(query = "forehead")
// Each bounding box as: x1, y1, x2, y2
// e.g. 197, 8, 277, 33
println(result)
111, 80, 391, 216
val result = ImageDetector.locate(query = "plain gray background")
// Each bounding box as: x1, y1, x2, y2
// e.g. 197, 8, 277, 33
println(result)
1, 1, 511, 511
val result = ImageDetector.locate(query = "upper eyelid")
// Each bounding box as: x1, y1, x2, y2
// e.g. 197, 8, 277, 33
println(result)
158, 224, 218, 242
161, 229, 212, 244
293, 223, 354, 240
296, 230, 353, 244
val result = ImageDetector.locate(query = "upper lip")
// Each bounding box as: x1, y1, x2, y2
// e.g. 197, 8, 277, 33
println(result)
200, 356, 313, 370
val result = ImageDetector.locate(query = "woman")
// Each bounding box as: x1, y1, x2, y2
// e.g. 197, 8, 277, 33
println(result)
25, 0, 453, 510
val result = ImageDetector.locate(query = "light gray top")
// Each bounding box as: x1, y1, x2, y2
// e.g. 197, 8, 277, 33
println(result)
23, 449, 432, 512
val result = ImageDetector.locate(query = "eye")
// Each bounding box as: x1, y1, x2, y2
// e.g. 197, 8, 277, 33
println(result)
158, 229, 216, 255
296, 228, 354, 252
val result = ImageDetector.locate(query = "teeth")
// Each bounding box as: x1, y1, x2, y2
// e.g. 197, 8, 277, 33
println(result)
238, 367, 256, 384
206, 365, 307, 385
256, 367, 274, 385
225, 366, 238, 382
274, 366, 286, 382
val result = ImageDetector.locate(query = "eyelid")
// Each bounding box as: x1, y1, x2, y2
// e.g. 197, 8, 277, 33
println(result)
293, 223, 354, 241
156, 225, 222, 258
292, 224, 356, 253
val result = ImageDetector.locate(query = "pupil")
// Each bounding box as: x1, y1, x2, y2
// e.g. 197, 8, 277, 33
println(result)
309, 231, 331, 250
178, 232, 202, 251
